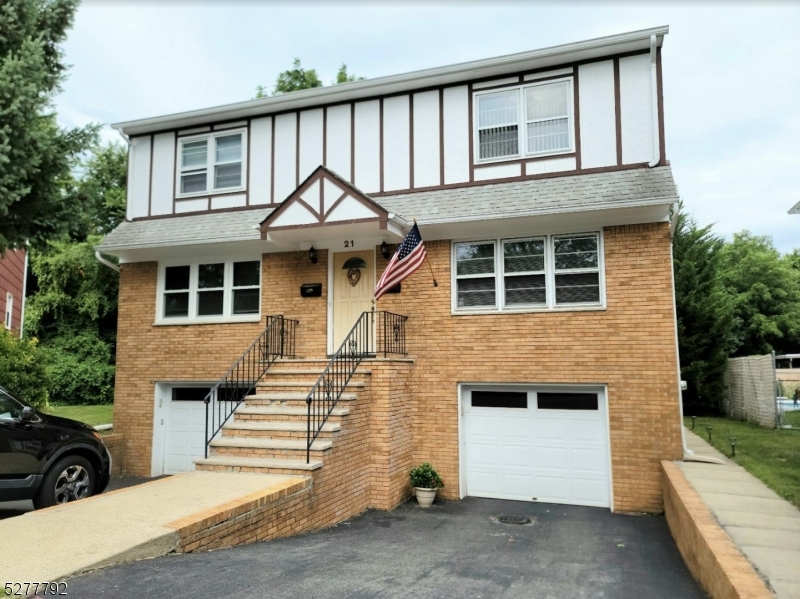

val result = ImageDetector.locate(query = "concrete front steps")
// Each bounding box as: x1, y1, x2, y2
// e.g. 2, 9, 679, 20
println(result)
195, 359, 369, 477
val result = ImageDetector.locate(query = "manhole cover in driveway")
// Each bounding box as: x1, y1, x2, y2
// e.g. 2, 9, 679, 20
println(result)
495, 515, 533, 525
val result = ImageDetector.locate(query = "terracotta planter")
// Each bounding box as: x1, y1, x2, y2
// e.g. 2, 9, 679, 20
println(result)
415, 487, 437, 508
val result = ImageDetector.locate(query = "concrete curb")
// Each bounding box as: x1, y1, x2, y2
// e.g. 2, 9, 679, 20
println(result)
661, 461, 774, 599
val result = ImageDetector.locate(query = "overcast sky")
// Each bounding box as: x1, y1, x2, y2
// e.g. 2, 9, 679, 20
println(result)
56, 1, 799, 252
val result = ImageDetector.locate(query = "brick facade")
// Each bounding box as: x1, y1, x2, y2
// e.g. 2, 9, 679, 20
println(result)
113, 221, 681, 513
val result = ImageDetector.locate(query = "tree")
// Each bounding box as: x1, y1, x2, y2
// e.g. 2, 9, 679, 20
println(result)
67, 143, 128, 238
335, 63, 364, 84
0, 330, 49, 408
719, 232, 800, 356
0, 0, 99, 252
673, 207, 737, 414
254, 59, 363, 98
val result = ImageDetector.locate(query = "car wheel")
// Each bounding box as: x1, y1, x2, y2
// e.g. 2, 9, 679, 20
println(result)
33, 456, 96, 510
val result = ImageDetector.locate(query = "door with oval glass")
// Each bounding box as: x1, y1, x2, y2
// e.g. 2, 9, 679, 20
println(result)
331, 250, 375, 351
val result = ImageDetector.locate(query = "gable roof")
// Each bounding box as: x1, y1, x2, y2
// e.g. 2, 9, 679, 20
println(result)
113, 26, 668, 137
260, 166, 399, 235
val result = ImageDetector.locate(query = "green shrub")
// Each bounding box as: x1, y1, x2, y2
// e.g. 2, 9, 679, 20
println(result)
409, 463, 444, 489
0, 330, 49, 409
41, 332, 115, 405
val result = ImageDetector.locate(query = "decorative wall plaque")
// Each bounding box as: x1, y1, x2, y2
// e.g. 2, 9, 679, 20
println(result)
347, 268, 361, 287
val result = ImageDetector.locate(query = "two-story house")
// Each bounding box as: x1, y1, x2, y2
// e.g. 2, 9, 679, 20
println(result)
0, 249, 28, 338
98, 26, 683, 518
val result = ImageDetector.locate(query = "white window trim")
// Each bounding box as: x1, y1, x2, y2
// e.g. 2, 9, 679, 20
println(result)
473, 77, 575, 165
451, 231, 606, 315
155, 258, 262, 325
175, 128, 248, 199
4, 293, 12, 330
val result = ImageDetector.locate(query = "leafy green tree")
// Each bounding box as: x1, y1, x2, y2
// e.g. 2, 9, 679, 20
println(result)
673, 208, 737, 414
0, 0, 99, 252
719, 232, 800, 356
66, 143, 128, 238
254, 59, 363, 98
335, 63, 364, 84
0, 330, 49, 408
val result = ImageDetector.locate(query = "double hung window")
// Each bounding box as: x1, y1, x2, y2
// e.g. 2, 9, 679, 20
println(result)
178, 131, 245, 196
159, 259, 260, 322
476, 79, 573, 161
453, 233, 602, 312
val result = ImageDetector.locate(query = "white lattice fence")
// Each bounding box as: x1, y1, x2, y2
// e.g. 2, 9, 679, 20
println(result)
723, 354, 777, 428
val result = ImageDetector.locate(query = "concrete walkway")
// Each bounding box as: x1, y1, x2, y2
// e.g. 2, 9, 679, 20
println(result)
0, 471, 306, 584
680, 429, 800, 599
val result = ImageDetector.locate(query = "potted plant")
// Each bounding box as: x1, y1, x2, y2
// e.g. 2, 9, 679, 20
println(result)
409, 462, 443, 508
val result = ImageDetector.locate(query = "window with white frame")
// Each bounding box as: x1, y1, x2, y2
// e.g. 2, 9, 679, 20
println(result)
178, 130, 245, 196
453, 233, 602, 312
4, 293, 12, 330
476, 79, 573, 161
159, 260, 260, 322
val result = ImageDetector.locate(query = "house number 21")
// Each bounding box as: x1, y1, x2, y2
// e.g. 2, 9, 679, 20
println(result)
344, 240, 355, 247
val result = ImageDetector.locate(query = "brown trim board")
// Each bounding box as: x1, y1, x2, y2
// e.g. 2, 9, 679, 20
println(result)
270, 115, 276, 204
246, 118, 251, 206
468, 83, 474, 182
409, 94, 415, 188
295, 110, 300, 187
379, 98, 384, 193
322, 107, 328, 167
171, 134, 178, 215
148, 135, 154, 217
573, 68, 581, 171
614, 58, 622, 165
438, 88, 444, 186
350, 103, 355, 184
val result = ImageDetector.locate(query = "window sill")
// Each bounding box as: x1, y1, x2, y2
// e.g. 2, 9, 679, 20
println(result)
153, 315, 261, 326
175, 186, 246, 200
451, 305, 606, 316
473, 149, 575, 167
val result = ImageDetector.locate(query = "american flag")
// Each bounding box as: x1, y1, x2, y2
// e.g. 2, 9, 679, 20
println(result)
375, 222, 427, 300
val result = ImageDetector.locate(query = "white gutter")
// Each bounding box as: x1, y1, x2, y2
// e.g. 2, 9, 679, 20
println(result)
648, 34, 661, 168
95, 250, 120, 273
113, 26, 668, 136
19, 247, 29, 339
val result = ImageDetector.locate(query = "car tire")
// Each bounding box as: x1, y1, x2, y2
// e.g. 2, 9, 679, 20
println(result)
33, 455, 96, 510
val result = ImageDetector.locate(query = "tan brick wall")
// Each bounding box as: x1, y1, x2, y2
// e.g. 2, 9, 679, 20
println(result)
114, 221, 681, 513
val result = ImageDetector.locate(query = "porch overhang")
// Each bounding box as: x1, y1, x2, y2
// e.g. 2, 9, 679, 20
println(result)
259, 166, 409, 249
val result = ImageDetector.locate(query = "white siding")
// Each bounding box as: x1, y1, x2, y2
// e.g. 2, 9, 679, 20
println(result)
413, 91, 440, 188
474, 163, 521, 181
210, 194, 246, 210
273, 112, 298, 203
473, 76, 518, 89
128, 135, 151, 219
619, 54, 654, 165
354, 100, 380, 193
325, 104, 351, 182
443, 86, 470, 185
175, 198, 207, 213
526, 156, 577, 175
382, 95, 410, 192
578, 61, 617, 169
249, 117, 272, 205
150, 132, 175, 216
299, 109, 324, 185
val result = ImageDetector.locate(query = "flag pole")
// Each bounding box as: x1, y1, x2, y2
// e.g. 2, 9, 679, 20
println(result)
414, 218, 438, 287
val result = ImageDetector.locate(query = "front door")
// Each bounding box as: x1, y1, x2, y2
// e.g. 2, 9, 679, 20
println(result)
331, 250, 375, 351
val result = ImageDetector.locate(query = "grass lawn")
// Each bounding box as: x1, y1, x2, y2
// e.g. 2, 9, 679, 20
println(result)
684, 415, 800, 509
43, 404, 113, 428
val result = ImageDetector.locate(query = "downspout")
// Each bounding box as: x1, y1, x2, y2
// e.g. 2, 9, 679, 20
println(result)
19, 246, 29, 338
669, 204, 693, 456
648, 34, 660, 168
95, 250, 120, 273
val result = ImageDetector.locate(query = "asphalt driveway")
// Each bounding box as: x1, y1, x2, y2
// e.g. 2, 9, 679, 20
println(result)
67, 497, 705, 598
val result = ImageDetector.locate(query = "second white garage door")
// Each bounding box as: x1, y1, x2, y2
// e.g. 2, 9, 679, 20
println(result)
463, 386, 611, 508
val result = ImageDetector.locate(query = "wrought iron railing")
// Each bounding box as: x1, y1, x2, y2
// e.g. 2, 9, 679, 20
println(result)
305, 310, 408, 462
204, 315, 298, 456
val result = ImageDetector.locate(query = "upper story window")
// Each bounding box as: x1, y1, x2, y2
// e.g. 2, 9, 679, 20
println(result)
158, 259, 260, 324
178, 130, 246, 197
452, 232, 603, 313
475, 79, 573, 162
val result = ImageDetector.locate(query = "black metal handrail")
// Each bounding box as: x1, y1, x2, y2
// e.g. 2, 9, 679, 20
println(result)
305, 310, 408, 462
204, 315, 298, 456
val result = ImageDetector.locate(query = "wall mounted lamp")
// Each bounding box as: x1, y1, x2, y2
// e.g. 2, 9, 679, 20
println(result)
308, 246, 318, 265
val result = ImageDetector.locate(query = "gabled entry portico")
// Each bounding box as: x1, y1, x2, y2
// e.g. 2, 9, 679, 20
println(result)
260, 166, 408, 353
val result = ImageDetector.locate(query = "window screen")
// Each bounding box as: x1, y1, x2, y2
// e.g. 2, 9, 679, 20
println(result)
537, 393, 598, 410
553, 235, 600, 305
455, 242, 496, 308
477, 91, 519, 159
471, 391, 527, 409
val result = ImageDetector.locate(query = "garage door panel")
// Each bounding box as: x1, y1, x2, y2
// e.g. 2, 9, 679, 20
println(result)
464, 387, 610, 508
164, 396, 207, 475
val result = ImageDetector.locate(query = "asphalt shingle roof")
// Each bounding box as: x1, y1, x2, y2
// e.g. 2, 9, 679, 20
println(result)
97, 167, 676, 251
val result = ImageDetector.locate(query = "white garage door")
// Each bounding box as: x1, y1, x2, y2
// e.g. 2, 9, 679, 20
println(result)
163, 387, 210, 475
463, 387, 611, 508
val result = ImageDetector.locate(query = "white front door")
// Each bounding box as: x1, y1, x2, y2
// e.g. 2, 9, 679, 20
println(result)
463, 386, 611, 508
330, 250, 375, 352
162, 386, 210, 475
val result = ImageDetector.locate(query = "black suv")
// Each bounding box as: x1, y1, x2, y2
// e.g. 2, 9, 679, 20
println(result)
0, 386, 111, 509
